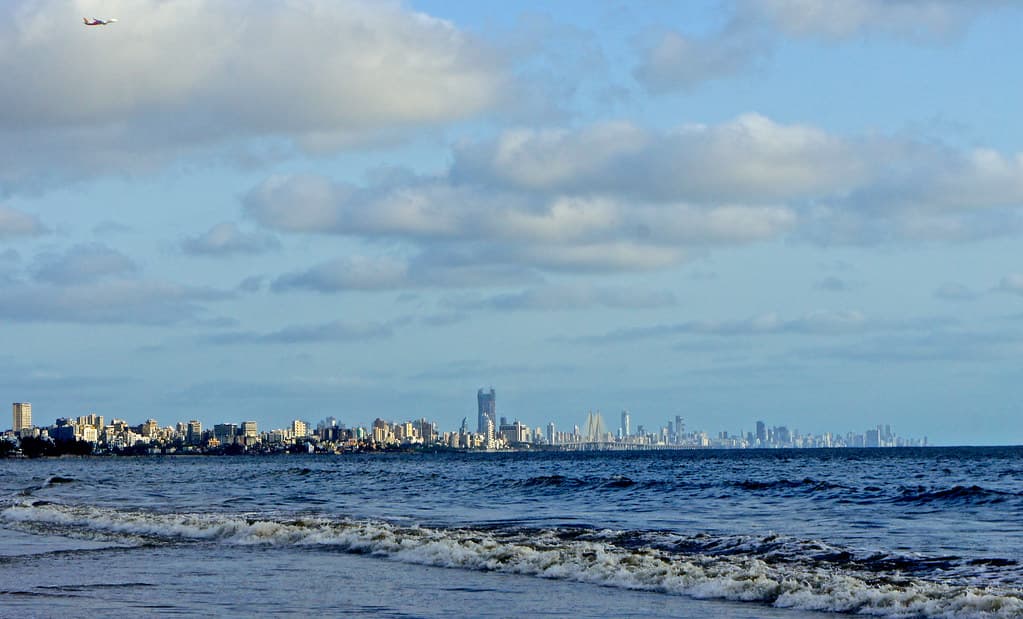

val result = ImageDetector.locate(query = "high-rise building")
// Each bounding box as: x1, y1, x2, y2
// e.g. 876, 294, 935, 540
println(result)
477, 388, 496, 435
292, 420, 308, 437
620, 410, 630, 438
12, 402, 31, 433
756, 420, 767, 446
186, 420, 202, 445
546, 422, 556, 445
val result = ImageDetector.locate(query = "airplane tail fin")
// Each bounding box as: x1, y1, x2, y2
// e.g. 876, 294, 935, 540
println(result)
83, 17, 88, 24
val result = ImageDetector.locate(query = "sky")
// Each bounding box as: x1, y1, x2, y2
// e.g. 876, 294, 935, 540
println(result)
2, 0, 1023, 445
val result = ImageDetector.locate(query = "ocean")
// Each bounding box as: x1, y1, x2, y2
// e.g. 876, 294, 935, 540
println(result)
1, 447, 1021, 617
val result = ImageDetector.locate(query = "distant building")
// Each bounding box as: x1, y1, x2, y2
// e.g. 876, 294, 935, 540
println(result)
499, 420, 528, 445
186, 420, 202, 445
80, 426, 98, 443
51, 418, 76, 442
241, 421, 259, 443
621, 410, 630, 438
78, 413, 104, 431
477, 388, 496, 435
756, 420, 767, 446
417, 418, 436, 445
142, 419, 160, 438
214, 423, 238, 444
292, 420, 308, 438
584, 411, 607, 442
12, 402, 32, 433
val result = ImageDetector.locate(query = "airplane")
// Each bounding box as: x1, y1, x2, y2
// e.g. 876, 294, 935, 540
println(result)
83, 17, 118, 26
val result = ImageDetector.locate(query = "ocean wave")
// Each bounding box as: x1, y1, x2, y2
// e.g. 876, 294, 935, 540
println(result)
45, 476, 76, 486
509, 474, 642, 490
579, 530, 972, 577
517, 474, 582, 488
732, 478, 849, 493
893, 485, 1019, 505
504, 475, 856, 497
12, 475, 76, 499
3, 502, 1022, 618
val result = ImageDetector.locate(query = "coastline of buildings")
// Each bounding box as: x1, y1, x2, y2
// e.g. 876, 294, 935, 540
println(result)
2, 391, 927, 457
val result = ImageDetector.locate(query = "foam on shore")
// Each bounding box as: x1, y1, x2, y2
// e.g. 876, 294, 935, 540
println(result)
3, 501, 1021, 618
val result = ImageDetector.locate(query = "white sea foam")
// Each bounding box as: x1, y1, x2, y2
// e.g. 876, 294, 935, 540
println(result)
3, 502, 1022, 618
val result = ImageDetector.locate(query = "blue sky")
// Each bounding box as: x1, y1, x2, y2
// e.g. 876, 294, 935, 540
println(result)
2, 0, 1023, 444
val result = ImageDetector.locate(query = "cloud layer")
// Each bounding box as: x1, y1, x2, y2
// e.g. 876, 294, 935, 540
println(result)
247, 114, 1023, 292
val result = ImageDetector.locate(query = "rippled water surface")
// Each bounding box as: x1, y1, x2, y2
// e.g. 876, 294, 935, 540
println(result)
1, 447, 1022, 617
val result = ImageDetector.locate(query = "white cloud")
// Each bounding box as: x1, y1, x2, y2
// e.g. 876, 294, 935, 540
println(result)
453, 122, 650, 190
0, 0, 506, 189
247, 115, 1023, 289
453, 115, 867, 203
181, 222, 280, 256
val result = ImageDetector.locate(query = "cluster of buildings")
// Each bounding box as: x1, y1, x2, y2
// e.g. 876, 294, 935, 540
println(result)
4, 403, 302, 454
2, 390, 926, 456
473, 394, 924, 450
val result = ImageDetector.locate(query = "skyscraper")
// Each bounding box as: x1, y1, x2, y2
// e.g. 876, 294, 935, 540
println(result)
756, 420, 767, 446
12, 402, 32, 433
620, 410, 631, 438
477, 388, 495, 435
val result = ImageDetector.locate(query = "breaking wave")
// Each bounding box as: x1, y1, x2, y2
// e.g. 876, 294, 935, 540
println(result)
3, 501, 1022, 618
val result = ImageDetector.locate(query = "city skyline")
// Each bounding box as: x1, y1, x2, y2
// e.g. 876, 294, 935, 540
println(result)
2, 2, 1023, 445
7, 388, 926, 450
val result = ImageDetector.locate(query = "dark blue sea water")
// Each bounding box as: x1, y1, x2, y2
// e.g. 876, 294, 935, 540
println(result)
1, 448, 1022, 617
